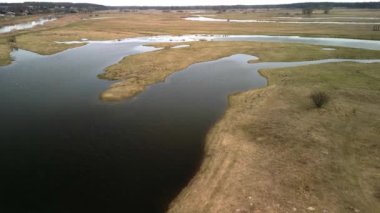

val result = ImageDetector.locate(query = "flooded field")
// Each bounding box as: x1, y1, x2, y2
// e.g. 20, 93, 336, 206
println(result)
58, 34, 380, 50
185, 15, 380, 25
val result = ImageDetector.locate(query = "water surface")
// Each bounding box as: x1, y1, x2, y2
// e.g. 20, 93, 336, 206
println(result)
61, 34, 380, 51
0, 39, 379, 212
184, 16, 380, 25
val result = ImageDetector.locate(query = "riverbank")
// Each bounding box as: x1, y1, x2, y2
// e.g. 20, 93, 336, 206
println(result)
0, 14, 86, 65
168, 62, 380, 212
99, 41, 380, 101
0, 37, 12, 65
1, 10, 380, 212
1, 9, 380, 66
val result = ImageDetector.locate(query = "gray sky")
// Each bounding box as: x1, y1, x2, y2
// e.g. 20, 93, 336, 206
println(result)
2, 0, 375, 6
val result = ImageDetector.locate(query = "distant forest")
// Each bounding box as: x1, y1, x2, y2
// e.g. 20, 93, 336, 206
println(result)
0, 2, 106, 9
1, 2, 380, 15
112, 2, 380, 10
0, 2, 106, 15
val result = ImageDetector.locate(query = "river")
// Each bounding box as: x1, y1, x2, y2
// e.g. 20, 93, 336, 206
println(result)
0, 35, 379, 212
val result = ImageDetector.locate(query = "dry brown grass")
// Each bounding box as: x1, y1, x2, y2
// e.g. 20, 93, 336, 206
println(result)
213, 8, 380, 20
0, 14, 88, 59
0, 37, 12, 65
1, 10, 380, 213
99, 41, 380, 101
0, 15, 43, 27
1, 9, 380, 64
168, 62, 380, 213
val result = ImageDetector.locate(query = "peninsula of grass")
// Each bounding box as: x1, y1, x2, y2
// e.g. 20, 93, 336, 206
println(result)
1, 8, 380, 65
98, 41, 380, 101
0, 37, 12, 65
169, 62, 380, 212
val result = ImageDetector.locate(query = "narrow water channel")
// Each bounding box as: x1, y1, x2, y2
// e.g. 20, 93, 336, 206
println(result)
0, 38, 379, 212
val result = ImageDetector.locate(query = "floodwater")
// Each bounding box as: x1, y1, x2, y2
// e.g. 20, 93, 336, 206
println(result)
184, 16, 380, 25
0, 17, 56, 34
275, 16, 380, 20
184, 16, 275, 23
59, 34, 380, 51
0, 36, 379, 212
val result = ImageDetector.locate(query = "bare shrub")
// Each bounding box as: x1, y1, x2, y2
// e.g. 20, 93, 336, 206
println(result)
7, 36, 16, 43
310, 91, 329, 108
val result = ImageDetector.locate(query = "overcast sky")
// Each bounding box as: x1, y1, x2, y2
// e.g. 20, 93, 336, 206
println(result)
2, 0, 375, 6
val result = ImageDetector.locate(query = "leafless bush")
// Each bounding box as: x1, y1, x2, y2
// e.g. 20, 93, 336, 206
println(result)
310, 91, 329, 108
7, 36, 16, 43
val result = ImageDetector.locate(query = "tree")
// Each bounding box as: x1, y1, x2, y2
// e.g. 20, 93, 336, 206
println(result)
323, 8, 332, 14
302, 8, 314, 15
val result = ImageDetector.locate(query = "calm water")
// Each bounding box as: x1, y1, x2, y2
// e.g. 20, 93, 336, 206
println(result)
0, 38, 379, 212
184, 16, 380, 25
65, 34, 380, 50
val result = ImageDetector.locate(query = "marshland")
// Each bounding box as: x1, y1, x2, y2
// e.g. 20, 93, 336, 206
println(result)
1, 2, 380, 212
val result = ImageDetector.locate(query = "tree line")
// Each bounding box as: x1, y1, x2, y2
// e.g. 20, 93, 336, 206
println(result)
1, 2, 379, 15
0, 2, 107, 15
111, 2, 380, 10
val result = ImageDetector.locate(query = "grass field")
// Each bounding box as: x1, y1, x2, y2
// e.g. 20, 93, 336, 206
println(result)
212, 8, 380, 19
1, 9, 380, 213
0, 37, 12, 65
0, 15, 43, 27
0, 14, 85, 65
1, 8, 380, 66
169, 62, 380, 212
99, 41, 380, 101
